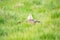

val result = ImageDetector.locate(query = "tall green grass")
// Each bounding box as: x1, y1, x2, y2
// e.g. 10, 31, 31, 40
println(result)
0, 0, 60, 40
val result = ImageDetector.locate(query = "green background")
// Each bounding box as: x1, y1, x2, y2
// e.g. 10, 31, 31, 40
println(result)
0, 0, 60, 40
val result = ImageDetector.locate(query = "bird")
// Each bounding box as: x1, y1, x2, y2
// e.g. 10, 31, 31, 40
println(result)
17, 13, 40, 24
27, 14, 40, 23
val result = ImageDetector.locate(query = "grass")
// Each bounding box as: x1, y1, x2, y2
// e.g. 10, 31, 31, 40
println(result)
0, 0, 60, 40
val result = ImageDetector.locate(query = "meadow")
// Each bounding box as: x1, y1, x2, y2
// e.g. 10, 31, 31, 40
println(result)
0, 0, 60, 40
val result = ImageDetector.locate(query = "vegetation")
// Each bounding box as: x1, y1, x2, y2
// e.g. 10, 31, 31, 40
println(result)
0, 0, 60, 40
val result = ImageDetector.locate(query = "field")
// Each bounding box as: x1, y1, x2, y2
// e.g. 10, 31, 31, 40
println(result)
0, 0, 60, 40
